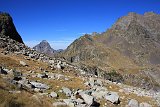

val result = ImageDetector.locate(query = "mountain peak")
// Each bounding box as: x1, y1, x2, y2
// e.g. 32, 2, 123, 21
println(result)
41, 40, 48, 43
144, 11, 156, 16
0, 12, 24, 43
111, 12, 160, 31
128, 12, 139, 16
33, 40, 55, 55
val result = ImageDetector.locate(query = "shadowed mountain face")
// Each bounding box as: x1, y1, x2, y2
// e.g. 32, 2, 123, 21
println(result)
0, 12, 23, 43
33, 40, 55, 55
61, 12, 160, 90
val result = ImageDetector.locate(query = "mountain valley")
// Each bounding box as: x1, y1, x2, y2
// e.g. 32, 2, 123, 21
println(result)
0, 12, 160, 107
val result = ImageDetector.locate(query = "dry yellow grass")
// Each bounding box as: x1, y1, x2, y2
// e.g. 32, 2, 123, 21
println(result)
0, 50, 158, 107
0, 76, 52, 107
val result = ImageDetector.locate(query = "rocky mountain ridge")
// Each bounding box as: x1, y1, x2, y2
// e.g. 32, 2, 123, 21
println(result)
0, 12, 23, 43
60, 12, 160, 91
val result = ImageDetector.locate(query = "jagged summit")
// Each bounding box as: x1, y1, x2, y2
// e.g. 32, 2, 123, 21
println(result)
0, 12, 23, 43
112, 12, 160, 31
41, 40, 48, 43
33, 40, 55, 55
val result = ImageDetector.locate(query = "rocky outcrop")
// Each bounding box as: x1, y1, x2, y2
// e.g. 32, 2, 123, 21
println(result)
0, 12, 23, 43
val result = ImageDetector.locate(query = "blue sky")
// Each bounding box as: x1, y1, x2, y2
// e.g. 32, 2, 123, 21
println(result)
0, 0, 160, 49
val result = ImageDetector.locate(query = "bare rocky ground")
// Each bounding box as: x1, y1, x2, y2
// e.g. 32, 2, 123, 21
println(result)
0, 36, 159, 107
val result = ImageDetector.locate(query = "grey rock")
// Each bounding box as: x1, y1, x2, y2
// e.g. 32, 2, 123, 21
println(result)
95, 79, 103, 86
68, 102, 75, 107
105, 92, 120, 104
63, 99, 73, 105
62, 87, 72, 97
29, 54, 35, 58
30, 81, 49, 89
127, 99, 139, 107
75, 98, 84, 104
57, 63, 62, 69
80, 93, 94, 105
37, 73, 48, 78
20, 61, 27, 66
49, 60, 55, 64
34, 88, 40, 92
37, 73, 43, 78
139, 102, 152, 107
50, 91, 58, 98
92, 89, 108, 99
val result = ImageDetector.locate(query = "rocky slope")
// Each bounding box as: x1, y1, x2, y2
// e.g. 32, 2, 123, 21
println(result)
33, 40, 55, 56
60, 12, 160, 91
0, 12, 160, 107
0, 12, 23, 43
0, 35, 159, 107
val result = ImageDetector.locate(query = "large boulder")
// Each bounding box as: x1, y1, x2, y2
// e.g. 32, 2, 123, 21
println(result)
50, 91, 58, 98
62, 87, 72, 97
127, 99, 139, 107
105, 92, 120, 104
80, 93, 94, 105
63, 99, 75, 107
92, 87, 108, 99
30, 81, 49, 90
